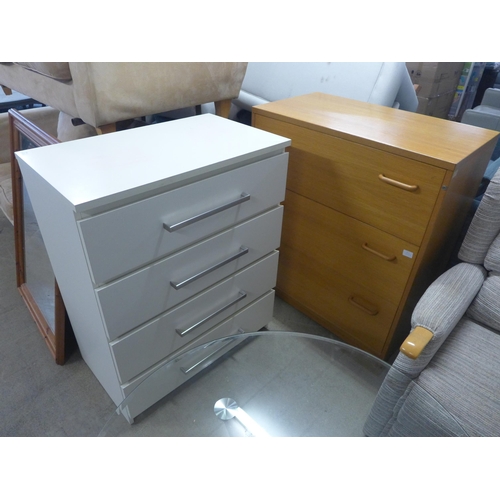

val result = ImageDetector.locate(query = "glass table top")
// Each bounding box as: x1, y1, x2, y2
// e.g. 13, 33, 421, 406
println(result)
99, 331, 390, 437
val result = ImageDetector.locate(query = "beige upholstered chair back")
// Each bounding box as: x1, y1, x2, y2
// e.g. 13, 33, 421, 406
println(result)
0, 63, 248, 129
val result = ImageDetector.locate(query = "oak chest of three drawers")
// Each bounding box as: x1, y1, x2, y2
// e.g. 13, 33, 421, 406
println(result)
16, 114, 290, 419
253, 92, 499, 359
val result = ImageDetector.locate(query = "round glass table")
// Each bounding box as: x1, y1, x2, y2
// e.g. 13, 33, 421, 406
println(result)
99, 331, 390, 437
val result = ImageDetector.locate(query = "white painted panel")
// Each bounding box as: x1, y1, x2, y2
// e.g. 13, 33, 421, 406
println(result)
111, 252, 279, 382
98, 207, 283, 340
15, 114, 290, 212
15, 112, 288, 417
121, 291, 275, 419
79, 154, 287, 284
17, 160, 125, 404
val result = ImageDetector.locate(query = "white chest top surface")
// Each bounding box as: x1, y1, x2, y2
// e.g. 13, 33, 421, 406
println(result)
15, 114, 290, 213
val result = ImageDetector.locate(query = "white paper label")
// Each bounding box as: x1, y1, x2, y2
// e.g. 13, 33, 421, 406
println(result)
402, 249, 414, 259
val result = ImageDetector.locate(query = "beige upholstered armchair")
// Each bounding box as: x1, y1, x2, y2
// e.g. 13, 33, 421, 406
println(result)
0, 62, 248, 133
0, 62, 248, 223
364, 167, 500, 437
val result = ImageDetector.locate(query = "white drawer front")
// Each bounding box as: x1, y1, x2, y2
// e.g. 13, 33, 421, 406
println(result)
79, 153, 288, 284
120, 290, 275, 419
110, 253, 279, 383
97, 207, 283, 340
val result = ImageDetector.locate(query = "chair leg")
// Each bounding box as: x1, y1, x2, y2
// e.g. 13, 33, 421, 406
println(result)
1, 85, 12, 95
214, 99, 232, 118
96, 123, 117, 134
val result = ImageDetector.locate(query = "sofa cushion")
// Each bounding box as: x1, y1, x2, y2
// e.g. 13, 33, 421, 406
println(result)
459, 167, 500, 264
14, 62, 71, 81
417, 317, 500, 436
485, 232, 500, 272
467, 274, 500, 332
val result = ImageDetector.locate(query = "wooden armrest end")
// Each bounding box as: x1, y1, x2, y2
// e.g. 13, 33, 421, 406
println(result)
400, 326, 434, 360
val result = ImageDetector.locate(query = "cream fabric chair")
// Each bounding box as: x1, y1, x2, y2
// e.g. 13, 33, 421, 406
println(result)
364, 167, 500, 437
0, 63, 248, 133
0, 62, 248, 222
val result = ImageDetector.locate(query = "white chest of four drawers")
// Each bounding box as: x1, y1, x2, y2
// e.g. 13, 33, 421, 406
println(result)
16, 114, 290, 418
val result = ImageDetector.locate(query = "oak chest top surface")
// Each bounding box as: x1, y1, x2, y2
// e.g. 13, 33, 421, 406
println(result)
253, 92, 500, 170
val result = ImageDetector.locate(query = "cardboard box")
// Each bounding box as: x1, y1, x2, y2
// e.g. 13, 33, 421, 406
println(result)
416, 90, 456, 119
406, 62, 464, 98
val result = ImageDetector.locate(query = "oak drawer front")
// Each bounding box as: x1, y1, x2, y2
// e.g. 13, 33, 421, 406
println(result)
277, 246, 397, 355
120, 291, 275, 418
255, 116, 444, 245
110, 254, 279, 383
98, 207, 283, 341
79, 153, 288, 285
282, 191, 418, 305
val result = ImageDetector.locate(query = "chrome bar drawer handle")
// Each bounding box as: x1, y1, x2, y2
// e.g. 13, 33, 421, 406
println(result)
163, 193, 251, 232
176, 291, 247, 337
378, 174, 418, 192
170, 246, 249, 290
180, 333, 243, 375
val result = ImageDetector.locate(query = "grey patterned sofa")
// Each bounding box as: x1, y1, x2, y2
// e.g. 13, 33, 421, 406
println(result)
364, 166, 500, 437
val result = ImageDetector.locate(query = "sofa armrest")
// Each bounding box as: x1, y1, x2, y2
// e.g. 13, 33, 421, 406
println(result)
400, 326, 434, 360
395, 263, 486, 375
462, 107, 500, 131
411, 263, 486, 337
481, 88, 500, 108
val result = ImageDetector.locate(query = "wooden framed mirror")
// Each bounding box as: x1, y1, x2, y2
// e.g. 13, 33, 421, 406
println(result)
9, 108, 74, 365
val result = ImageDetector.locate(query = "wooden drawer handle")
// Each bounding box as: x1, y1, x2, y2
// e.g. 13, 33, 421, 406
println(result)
378, 174, 418, 192
362, 243, 396, 261
348, 296, 379, 316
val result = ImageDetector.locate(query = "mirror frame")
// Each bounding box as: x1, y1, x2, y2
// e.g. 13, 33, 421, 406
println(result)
8, 108, 73, 365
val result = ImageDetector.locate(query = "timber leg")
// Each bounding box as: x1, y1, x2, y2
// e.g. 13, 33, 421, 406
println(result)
96, 123, 117, 135
214, 99, 232, 118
